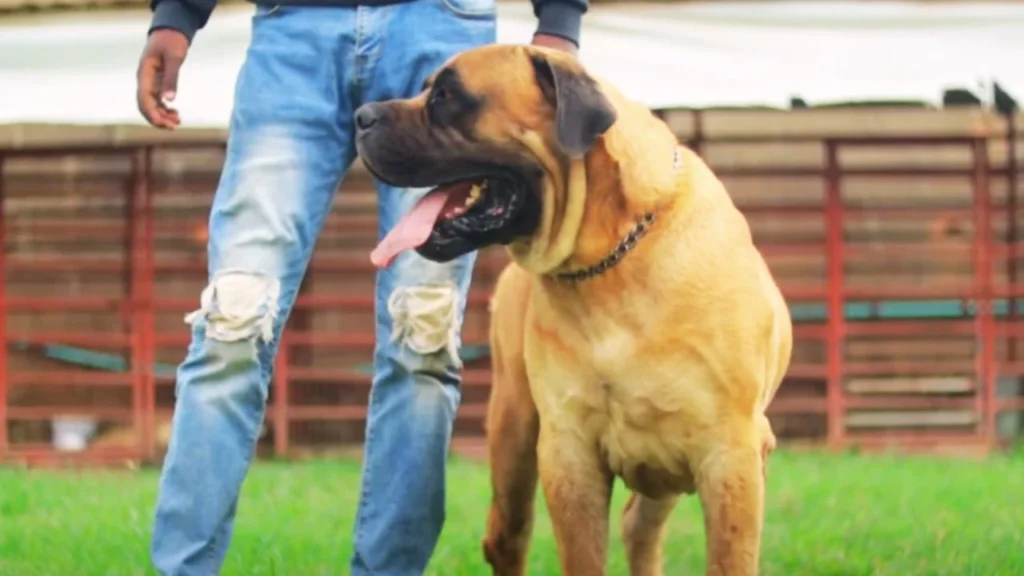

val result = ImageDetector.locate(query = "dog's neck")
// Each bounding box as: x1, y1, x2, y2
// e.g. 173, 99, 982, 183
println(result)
550, 106, 684, 282
507, 95, 685, 279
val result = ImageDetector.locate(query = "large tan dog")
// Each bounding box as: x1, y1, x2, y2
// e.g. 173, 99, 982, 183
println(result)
355, 45, 793, 576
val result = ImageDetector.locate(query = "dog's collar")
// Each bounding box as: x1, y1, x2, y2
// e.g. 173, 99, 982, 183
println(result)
554, 213, 656, 282
552, 147, 683, 284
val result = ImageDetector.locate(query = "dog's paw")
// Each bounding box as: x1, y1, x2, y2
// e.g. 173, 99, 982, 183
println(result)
482, 537, 498, 566
481, 535, 526, 576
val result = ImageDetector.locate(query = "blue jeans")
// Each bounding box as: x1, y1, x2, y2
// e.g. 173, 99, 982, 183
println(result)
150, 2, 496, 574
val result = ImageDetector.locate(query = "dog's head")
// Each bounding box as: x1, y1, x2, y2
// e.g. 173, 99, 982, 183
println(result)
356, 44, 617, 271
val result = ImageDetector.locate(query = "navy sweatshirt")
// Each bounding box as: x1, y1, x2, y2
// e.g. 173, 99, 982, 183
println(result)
150, 0, 589, 46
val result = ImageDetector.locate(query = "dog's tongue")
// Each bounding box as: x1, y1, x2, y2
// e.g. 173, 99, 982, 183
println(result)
370, 183, 470, 269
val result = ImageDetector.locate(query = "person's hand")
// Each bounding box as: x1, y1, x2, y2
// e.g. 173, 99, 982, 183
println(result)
136, 29, 190, 130
531, 33, 578, 57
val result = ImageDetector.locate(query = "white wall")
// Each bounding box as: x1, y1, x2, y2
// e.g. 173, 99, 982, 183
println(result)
1, 1, 1022, 127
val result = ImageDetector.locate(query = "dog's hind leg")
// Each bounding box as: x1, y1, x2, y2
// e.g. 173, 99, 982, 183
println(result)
482, 265, 540, 576
621, 492, 679, 576
757, 414, 776, 479
695, 428, 765, 576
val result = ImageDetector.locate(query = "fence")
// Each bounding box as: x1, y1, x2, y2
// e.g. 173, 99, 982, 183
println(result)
2, 107, 1023, 466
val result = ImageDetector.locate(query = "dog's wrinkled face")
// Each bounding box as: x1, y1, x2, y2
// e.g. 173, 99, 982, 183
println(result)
355, 45, 617, 268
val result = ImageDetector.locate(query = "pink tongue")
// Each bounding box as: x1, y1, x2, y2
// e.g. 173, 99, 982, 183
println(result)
370, 186, 459, 269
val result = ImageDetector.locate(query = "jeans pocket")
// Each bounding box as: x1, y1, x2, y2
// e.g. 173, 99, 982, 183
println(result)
253, 3, 283, 19
440, 0, 497, 19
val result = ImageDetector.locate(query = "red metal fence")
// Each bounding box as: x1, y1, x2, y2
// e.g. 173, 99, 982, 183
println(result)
2, 113, 1023, 465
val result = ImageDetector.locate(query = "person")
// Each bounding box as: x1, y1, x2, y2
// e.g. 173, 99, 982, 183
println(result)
135, 0, 587, 572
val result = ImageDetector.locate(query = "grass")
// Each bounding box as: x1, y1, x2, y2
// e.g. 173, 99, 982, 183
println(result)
1, 450, 1023, 576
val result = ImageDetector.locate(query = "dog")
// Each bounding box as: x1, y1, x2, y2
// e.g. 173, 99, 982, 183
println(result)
355, 44, 793, 576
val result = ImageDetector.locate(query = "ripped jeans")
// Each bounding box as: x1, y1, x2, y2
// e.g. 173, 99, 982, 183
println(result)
150, 2, 496, 575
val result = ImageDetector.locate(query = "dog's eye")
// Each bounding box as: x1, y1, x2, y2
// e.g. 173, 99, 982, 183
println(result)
429, 87, 449, 106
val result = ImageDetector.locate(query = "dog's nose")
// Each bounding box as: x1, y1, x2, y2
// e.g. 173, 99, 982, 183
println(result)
355, 105, 378, 131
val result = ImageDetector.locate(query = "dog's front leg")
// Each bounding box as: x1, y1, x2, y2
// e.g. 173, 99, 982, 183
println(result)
482, 355, 539, 576
538, 425, 613, 576
695, 437, 765, 576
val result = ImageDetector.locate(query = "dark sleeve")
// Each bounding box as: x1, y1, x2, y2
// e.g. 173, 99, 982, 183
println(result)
533, 0, 589, 47
149, 0, 218, 43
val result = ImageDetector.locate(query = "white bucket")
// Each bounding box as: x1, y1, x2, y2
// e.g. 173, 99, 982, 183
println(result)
51, 416, 98, 452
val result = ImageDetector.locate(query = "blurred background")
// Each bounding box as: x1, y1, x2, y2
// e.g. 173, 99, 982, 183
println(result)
1, 1, 1023, 574
1, 0, 1023, 463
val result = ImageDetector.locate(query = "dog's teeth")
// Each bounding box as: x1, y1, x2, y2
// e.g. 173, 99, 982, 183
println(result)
465, 183, 484, 207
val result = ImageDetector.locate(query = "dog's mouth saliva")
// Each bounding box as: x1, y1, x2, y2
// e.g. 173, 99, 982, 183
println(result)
371, 179, 507, 268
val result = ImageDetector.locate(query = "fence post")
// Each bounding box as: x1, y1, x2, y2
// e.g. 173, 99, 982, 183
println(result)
141, 147, 156, 460
274, 336, 290, 457
1007, 117, 1019, 361
129, 148, 157, 461
971, 138, 996, 444
824, 140, 846, 449
0, 154, 7, 457
127, 151, 144, 461
690, 109, 705, 156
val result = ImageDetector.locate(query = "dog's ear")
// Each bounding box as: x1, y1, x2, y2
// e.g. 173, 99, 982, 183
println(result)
530, 53, 617, 159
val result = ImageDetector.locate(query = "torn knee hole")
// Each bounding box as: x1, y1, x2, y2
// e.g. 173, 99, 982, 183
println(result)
185, 270, 280, 343
387, 282, 461, 367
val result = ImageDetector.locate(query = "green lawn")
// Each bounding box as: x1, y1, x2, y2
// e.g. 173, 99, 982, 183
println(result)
1, 451, 1022, 576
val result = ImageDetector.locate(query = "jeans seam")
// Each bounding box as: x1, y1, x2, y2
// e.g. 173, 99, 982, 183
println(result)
439, 0, 497, 19
354, 377, 380, 545
352, 7, 367, 94
252, 3, 282, 20
206, 413, 264, 571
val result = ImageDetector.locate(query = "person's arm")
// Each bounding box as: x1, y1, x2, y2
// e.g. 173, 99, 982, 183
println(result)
533, 0, 588, 48
149, 0, 218, 44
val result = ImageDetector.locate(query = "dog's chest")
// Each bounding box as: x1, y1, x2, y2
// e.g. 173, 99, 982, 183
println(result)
591, 379, 702, 496
526, 290, 739, 495
533, 330, 716, 497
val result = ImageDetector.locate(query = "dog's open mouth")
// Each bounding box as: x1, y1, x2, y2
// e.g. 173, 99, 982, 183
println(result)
371, 176, 538, 268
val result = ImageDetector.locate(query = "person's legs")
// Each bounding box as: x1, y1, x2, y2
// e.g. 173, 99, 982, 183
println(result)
150, 7, 358, 575
349, 1, 496, 574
